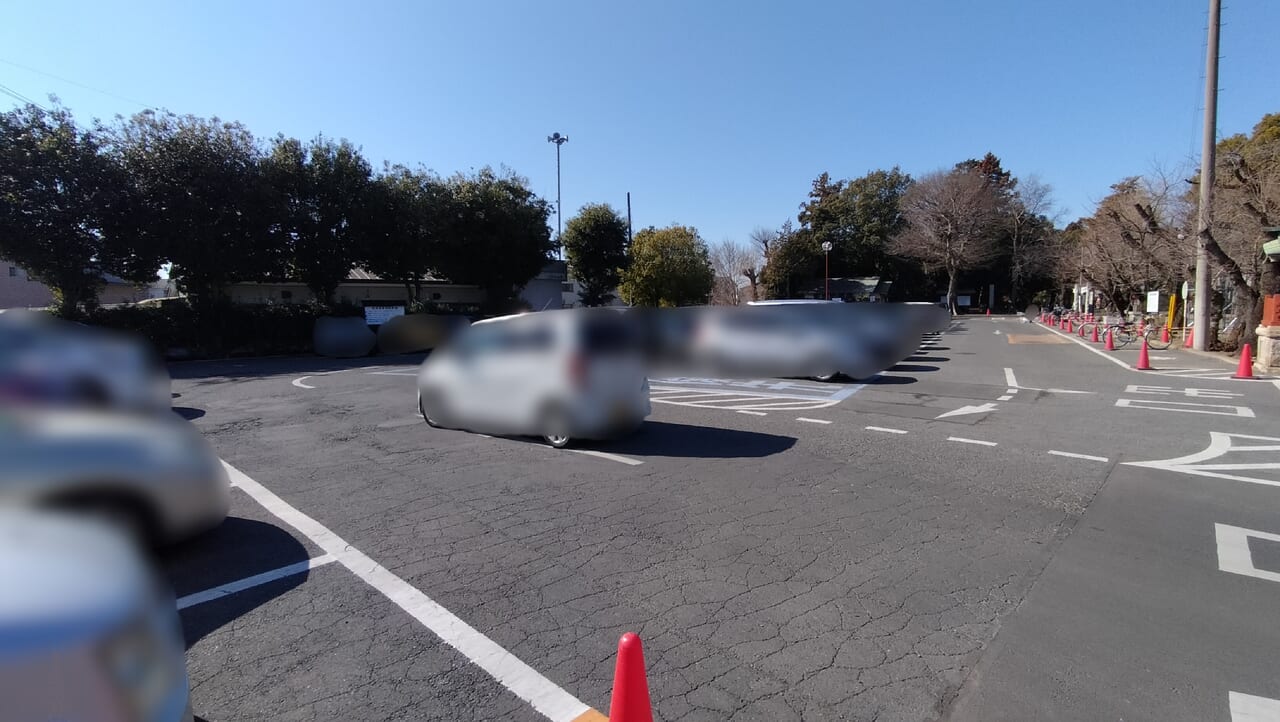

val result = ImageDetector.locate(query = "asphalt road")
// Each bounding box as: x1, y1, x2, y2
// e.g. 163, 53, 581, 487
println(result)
163, 316, 1280, 721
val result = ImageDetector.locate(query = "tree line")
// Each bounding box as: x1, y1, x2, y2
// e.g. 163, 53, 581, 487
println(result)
0, 102, 556, 315
1054, 111, 1279, 350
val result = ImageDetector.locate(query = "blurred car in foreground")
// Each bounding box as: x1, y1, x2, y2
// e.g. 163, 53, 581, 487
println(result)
0, 408, 230, 545
0, 311, 170, 413
0, 509, 192, 722
417, 309, 650, 447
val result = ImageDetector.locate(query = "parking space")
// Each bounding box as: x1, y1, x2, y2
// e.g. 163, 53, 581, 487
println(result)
160, 316, 1280, 721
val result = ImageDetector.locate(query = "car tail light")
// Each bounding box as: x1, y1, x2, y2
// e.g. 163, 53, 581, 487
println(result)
568, 353, 588, 390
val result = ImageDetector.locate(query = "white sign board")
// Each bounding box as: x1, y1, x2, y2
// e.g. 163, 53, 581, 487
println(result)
364, 305, 405, 326
1146, 290, 1160, 313
957, 295, 971, 307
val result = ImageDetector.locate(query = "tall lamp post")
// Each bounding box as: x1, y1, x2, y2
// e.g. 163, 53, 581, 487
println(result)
821, 241, 833, 300
547, 132, 569, 251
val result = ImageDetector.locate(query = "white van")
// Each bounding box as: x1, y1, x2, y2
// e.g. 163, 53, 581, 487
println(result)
416, 309, 651, 447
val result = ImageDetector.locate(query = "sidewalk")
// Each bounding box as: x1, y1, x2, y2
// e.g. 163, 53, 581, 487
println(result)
1033, 321, 1276, 381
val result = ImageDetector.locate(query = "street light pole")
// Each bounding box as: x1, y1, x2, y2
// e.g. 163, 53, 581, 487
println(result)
547, 132, 569, 254
821, 241, 833, 300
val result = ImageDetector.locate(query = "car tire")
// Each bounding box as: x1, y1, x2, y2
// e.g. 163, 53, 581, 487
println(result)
540, 407, 572, 449
419, 390, 445, 428
811, 372, 841, 382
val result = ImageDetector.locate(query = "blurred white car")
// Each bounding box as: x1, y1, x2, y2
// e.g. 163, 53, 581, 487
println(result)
0, 311, 171, 413
417, 309, 650, 447
0, 408, 231, 545
0, 509, 193, 722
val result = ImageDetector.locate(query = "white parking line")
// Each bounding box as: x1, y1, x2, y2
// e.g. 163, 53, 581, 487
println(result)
564, 449, 644, 466
1004, 368, 1018, 387
865, 426, 908, 434
220, 461, 594, 722
736, 410, 767, 416
997, 395, 1013, 401
176, 554, 337, 610
1047, 450, 1110, 463
948, 436, 997, 447
292, 377, 316, 389
796, 417, 832, 425
1229, 691, 1280, 721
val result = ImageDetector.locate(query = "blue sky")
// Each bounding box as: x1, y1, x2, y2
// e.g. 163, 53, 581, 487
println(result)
2, 1, 1276, 249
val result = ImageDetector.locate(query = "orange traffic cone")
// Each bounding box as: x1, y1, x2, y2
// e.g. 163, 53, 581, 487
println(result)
1233, 344, 1256, 379
608, 633, 653, 722
1091, 324, 1099, 343
1135, 339, 1152, 370
1161, 326, 1171, 343
1184, 328, 1194, 348
1105, 329, 1115, 351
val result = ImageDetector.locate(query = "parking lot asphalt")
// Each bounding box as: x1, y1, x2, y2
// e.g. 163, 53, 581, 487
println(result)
165, 316, 1280, 721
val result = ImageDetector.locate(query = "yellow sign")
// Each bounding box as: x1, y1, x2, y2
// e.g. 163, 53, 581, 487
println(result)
1167, 296, 1178, 330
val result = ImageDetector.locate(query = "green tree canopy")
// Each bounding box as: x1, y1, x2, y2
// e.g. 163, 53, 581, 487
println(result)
620, 224, 714, 307
434, 167, 555, 312
795, 168, 913, 279
562, 203, 629, 306
0, 103, 154, 315
109, 110, 279, 305
264, 135, 374, 303
359, 166, 447, 303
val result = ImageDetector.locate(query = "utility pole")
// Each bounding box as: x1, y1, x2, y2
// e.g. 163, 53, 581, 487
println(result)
626, 191, 633, 246
547, 132, 569, 255
1193, 0, 1220, 351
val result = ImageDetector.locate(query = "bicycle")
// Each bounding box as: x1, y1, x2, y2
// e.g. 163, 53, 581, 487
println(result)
1142, 326, 1173, 350
1102, 323, 1137, 347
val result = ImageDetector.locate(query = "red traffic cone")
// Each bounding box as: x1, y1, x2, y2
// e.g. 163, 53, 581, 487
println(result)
1105, 329, 1115, 351
1184, 328, 1194, 348
1091, 324, 1099, 343
1233, 344, 1256, 379
1161, 326, 1171, 343
986, 308, 991, 316
1137, 320, 1145, 335
1078, 323, 1086, 337
1135, 339, 1152, 370
608, 633, 653, 722
1066, 320, 1073, 334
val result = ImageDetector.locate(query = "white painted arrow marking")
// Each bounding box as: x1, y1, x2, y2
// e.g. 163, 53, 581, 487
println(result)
935, 403, 998, 419
1125, 433, 1280, 487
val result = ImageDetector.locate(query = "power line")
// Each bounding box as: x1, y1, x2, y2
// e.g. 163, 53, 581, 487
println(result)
0, 82, 44, 109
0, 57, 156, 109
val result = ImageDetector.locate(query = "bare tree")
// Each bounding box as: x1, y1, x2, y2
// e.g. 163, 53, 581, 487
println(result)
1007, 176, 1057, 307
708, 238, 756, 305
1064, 176, 1184, 314
889, 170, 1002, 313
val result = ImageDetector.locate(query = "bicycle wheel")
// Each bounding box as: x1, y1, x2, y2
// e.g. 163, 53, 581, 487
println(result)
1145, 330, 1172, 350
1114, 327, 1137, 347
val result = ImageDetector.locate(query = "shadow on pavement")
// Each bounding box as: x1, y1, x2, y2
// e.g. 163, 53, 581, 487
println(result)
600, 420, 796, 458
159, 517, 313, 648
861, 374, 919, 385
905, 355, 949, 363
173, 406, 206, 420
169, 352, 428, 382
888, 363, 940, 373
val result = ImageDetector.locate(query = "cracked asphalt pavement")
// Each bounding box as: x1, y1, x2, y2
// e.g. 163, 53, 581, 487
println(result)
162, 317, 1280, 721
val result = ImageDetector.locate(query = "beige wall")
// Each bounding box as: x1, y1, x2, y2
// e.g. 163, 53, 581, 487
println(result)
227, 282, 486, 306
0, 263, 55, 309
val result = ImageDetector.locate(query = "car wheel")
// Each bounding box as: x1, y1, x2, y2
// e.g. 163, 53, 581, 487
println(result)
540, 407, 572, 448
418, 390, 445, 428
811, 372, 840, 382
